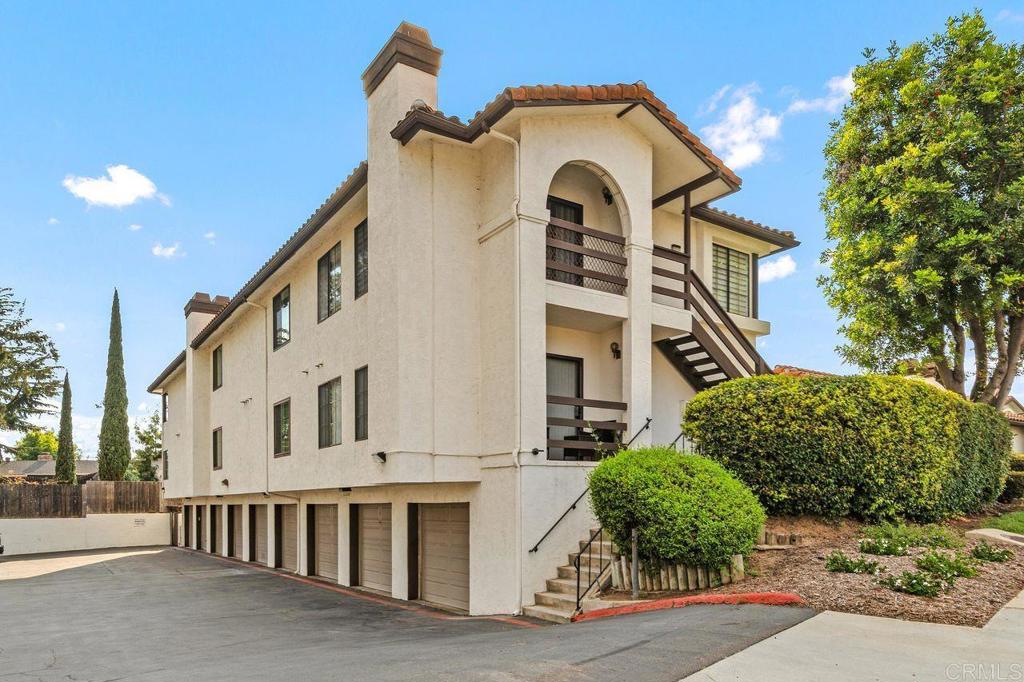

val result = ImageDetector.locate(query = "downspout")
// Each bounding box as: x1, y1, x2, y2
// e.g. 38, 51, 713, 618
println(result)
241, 300, 271, 496
485, 125, 524, 614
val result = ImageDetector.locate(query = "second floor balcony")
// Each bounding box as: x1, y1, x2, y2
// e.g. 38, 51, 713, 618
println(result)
545, 217, 627, 296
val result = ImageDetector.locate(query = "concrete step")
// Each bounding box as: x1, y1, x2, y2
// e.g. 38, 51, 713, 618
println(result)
535, 590, 577, 609
522, 603, 572, 624
546, 577, 579, 594
578, 539, 617, 554
568, 552, 616, 568
557, 564, 604, 580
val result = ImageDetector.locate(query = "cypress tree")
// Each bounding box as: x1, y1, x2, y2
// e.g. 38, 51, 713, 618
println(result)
97, 289, 130, 480
55, 372, 76, 484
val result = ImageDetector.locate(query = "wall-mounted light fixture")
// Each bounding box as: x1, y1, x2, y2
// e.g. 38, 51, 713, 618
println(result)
602, 186, 614, 205
221, 479, 229, 487
610, 342, 621, 360
371, 451, 387, 464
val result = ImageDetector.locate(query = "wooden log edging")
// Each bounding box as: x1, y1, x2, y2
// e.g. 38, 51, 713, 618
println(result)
609, 554, 747, 593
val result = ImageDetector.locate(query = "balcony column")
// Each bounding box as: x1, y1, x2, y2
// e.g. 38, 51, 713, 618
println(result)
624, 237, 653, 447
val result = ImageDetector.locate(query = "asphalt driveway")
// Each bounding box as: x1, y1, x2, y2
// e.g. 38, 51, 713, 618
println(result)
0, 547, 813, 681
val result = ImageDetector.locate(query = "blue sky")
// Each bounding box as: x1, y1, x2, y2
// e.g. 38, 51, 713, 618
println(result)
2, 1, 1023, 456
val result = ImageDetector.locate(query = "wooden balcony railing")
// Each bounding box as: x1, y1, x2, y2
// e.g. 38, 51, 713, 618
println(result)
546, 217, 627, 296
651, 246, 769, 377
546, 395, 627, 461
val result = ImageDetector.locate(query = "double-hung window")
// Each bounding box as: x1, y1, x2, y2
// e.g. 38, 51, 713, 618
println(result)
712, 244, 750, 317
318, 377, 342, 448
273, 286, 291, 349
274, 399, 291, 456
354, 366, 368, 441
354, 221, 368, 299
212, 345, 223, 390
318, 242, 342, 322
212, 428, 223, 470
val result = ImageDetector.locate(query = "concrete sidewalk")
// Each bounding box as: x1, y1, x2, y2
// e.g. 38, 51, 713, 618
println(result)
682, 591, 1024, 682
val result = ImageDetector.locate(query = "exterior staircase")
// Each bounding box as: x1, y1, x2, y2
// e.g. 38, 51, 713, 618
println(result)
523, 529, 617, 623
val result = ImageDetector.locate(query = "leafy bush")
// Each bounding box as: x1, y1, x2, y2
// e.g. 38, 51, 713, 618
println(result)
879, 570, 945, 597
863, 522, 962, 549
971, 540, 1014, 563
683, 375, 1012, 521
915, 550, 977, 586
999, 455, 1024, 502
825, 551, 880, 575
589, 447, 766, 568
859, 537, 909, 556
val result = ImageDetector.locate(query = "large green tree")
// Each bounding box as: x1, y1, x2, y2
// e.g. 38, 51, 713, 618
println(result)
131, 411, 161, 481
55, 373, 76, 483
97, 289, 130, 480
12, 428, 58, 461
0, 288, 61, 446
821, 12, 1024, 408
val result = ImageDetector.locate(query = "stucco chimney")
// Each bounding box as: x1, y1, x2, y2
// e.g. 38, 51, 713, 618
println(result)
184, 292, 229, 345
362, 22, 441, 136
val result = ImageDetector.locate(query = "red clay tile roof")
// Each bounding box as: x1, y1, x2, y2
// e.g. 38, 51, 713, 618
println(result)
1005, 412, 1024, 426
773, 364, 837, 378
391, 82, 742, 188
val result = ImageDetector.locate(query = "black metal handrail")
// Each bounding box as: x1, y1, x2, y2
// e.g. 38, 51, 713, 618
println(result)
574, 526, 607, 612
528, 417, 651, 553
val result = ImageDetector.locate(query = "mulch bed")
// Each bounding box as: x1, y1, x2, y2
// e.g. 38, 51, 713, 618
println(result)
603, 508, 1024, 628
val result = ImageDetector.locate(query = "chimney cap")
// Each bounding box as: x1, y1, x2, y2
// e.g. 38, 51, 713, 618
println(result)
362, 21, 442, 97
184, 292, 230, 317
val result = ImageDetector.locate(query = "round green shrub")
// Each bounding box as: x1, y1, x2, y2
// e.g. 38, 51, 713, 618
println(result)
589, 447, 766, 568
999, 455, 1024, 502
682, 375, 1012, 522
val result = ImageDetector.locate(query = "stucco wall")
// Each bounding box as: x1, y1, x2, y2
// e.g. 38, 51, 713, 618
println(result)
0, 513, 171, 557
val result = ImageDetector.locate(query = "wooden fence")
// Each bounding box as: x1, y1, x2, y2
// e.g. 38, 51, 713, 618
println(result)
83, 481, 161, 514
0, 481, 161, 518
0, 484, 84, 518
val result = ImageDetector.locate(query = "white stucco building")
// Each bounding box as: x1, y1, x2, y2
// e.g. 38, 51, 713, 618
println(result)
148, 22, 798, 620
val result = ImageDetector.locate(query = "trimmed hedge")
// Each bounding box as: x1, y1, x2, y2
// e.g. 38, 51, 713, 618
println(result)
682, 375, 1011, 522
589, 447, 765, 568
1000, 454, 1024, 502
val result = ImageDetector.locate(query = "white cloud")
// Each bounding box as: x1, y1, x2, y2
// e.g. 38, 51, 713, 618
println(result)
697, 85, 732, 116
136, 402, 149, 413
203, 231, 216, 245
998, 9, 1024, 22
128, 223, 143, 231
0, 403, 153, 460
700, 84, 783, 169
759, 254, 797, 282
62, 164, 161, 208
54, 322, 66, 332
47, 217, 59, 225
151, 242, 183, 259
787, 70, 854, 114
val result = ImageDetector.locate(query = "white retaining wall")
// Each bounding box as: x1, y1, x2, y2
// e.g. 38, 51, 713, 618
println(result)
0, 513, 171, 557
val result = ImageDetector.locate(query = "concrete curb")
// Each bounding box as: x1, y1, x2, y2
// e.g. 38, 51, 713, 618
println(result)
571, 592, 805, 622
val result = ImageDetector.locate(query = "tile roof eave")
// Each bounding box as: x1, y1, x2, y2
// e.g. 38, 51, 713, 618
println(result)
390, 83, 741, 189
692, 206, 799, 251
188, 162, 368, 352
147, 350, 186, 393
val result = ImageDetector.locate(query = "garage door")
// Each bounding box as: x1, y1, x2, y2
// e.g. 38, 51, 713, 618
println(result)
211, 506, 220, 554
254, 505, 268, 565
315, 505, 338, 581
359, 504, 392, 593
420, 503, 470, 611
196, 506, 204, 550
279, 505, 298, 572
231, 505, 243, 558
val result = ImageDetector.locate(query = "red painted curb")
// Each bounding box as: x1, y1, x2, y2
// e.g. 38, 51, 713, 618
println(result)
570, 592, 805, 622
